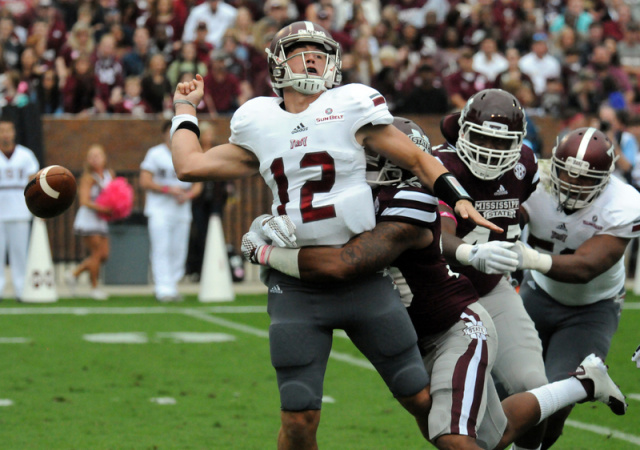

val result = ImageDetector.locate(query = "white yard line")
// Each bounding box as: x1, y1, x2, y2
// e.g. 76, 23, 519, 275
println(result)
0, 306, 267, 315
565, 420, 640, 445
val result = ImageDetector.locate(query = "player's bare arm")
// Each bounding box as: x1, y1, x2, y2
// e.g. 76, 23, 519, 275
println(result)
170, 74, 260, 181
357, 123, 502, 233
243, 220, 432, 282
298, 221, 432, 282
541, 234, 629, 283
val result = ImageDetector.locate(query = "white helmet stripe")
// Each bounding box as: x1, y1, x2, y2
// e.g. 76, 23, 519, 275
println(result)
304, 21, 314, 31
576, 127, 597, 160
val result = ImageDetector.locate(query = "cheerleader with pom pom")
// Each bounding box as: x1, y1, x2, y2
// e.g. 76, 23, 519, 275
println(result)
65, 144, 115, 300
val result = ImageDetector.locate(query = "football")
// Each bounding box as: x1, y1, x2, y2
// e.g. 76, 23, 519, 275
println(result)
24, 165, 77, 219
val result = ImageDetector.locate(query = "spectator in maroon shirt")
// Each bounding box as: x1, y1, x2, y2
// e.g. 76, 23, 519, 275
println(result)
193, 22, 214, 65
57, 21, 95, 77
202, 49, 251, 117
62, 53, 96, 115
602, 2, 633, 41
91, 33, 125, 114
140, 53, 173, 115
444, 47, 491, 110
110, 75, 153, 116
20, 0, 67, 56
142, 0, 185, 51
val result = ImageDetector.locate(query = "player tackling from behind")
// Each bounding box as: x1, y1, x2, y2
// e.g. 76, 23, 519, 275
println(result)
241, 117, 627, 450
170, 21, 500, 449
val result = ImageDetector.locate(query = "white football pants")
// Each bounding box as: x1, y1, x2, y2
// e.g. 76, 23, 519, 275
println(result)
0, 220, 31, 299
147, 215, 191, 298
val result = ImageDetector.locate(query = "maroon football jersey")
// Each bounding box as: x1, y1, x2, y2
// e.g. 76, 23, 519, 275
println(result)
375, 183, 477, 337
432, 142, 539, 296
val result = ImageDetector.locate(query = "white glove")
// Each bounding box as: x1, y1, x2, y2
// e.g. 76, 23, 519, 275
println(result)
241, 231, 268, 264
250, 214, 297, 248
512, 241, 553, 274
456, 241, 518, 274
633, 344, 640, 369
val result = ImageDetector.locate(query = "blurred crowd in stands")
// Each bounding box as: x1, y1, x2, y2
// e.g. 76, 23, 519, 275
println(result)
2, 0, 640, 168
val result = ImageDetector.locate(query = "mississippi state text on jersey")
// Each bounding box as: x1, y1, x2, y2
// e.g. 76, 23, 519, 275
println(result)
433, 142, 539, 296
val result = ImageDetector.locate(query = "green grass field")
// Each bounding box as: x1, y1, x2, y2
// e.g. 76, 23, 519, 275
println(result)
0, 291, 638, 449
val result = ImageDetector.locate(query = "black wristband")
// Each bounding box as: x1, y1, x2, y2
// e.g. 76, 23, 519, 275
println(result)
176, 120, 200, 139
433, 173, 474, 207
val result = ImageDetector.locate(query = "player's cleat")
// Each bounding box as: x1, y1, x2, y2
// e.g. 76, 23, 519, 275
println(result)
64, 270, 77, 297
572, 353, 627, 415
90, 289, 108, 301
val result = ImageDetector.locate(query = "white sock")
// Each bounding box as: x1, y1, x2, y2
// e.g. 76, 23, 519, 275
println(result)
528, 378, 587, 424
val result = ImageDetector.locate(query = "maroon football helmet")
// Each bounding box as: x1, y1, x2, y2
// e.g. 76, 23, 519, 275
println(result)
457, 89, 526, 180
366, 117, 431, 185
550, 127, 617, 210
266, 21, 342, 97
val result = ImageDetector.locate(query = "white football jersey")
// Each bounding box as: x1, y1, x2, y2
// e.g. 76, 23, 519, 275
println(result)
230, 83, 393, 246
522, 171, 640, 305
0, 145, 39, 221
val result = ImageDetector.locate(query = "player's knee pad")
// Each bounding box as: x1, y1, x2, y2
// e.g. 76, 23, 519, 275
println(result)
270, 323, 327, 411
280, 381, 322, 411
390, 361, 430, 399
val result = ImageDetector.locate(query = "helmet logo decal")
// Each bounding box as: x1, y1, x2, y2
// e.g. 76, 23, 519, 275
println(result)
483, 121, 509, 131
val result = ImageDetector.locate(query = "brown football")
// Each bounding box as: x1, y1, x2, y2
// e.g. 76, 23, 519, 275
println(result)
24, 165, 77, 219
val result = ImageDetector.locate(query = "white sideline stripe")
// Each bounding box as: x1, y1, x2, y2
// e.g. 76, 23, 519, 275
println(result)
181, 309, 269, 338
629, 393, 640, 401
565, 420, 640, 445
623, 303, 640, 309
0, 306, 267, 315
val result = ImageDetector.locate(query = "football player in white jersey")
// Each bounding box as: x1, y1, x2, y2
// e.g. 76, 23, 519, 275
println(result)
512, 126, 640, 448
170, 21, 499, 449
0, 117, 39, 301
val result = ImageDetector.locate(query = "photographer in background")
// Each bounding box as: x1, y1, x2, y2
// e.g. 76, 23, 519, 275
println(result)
595, 105, 638, 183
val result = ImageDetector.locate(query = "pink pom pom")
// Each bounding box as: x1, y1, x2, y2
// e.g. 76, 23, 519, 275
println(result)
95, 177, 134, 222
